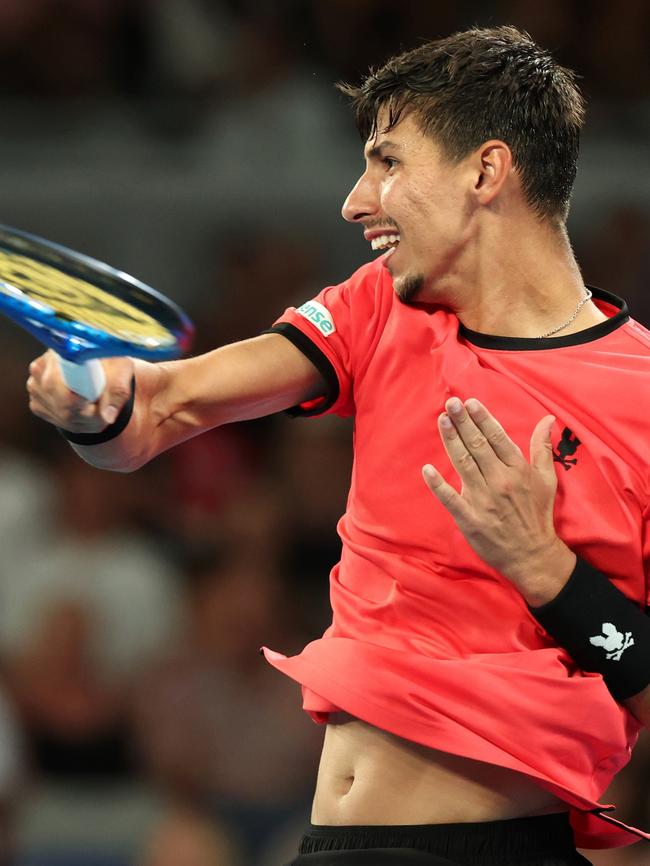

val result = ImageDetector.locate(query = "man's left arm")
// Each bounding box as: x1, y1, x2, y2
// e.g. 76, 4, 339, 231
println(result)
422, 396, 650, 727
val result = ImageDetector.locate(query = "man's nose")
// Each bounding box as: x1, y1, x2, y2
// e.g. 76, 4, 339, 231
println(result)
341, 173, 378, 223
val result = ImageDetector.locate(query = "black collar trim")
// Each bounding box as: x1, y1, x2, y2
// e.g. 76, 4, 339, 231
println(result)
458, 287, 628, 351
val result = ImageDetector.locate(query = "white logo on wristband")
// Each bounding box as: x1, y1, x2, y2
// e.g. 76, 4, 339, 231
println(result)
589, 622, 635, 662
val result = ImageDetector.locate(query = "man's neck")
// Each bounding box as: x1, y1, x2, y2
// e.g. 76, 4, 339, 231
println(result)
439, 216, 608, 338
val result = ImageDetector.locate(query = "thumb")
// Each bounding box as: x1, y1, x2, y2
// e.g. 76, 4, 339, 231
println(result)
98, 364, 134, 426
530, 414, 556, 478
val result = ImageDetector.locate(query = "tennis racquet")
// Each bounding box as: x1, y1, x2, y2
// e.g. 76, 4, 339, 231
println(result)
0, 224, 194, 401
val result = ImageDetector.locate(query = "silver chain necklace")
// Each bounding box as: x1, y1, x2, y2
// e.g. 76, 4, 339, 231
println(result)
537, 288, 593, 338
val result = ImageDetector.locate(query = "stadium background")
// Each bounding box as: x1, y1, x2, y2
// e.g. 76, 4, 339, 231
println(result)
0, 2, 647, 864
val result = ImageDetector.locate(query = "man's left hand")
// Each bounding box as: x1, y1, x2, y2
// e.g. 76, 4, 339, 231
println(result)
422, 397, 576, 606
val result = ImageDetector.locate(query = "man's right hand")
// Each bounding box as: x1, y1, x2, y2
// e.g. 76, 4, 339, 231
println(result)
26, 333, 323, 471
27, 350, 134, 434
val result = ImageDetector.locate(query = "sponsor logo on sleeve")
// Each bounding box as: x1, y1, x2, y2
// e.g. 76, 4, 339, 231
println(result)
296, 300, 336, 337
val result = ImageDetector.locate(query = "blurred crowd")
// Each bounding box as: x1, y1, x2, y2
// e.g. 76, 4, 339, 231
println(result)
0, 2, 648, 865
0, 0, 648, 104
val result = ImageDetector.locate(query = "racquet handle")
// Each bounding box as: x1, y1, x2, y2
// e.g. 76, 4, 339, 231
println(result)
57, 356, 106, 401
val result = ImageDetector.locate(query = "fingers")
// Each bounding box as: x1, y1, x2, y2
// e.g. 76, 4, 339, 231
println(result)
27, 356, 98, 431
97, 357, 134, 425
422, 464, 472, 524
438, 397, 523, 482
27, 351, 134, 434
27, 350, 85, 418
530, 414, 558, 487
462, 399, 524, 465
437, 408, 485, 486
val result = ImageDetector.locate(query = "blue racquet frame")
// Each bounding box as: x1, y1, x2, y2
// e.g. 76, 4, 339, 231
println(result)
0, 224, 194, 399
0, 224, 194, 362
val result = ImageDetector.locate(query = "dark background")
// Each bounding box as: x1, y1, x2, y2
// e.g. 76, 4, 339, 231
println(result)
0, 2, 647, 865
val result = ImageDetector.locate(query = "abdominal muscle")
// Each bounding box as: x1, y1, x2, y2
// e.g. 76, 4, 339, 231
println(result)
311, 713, 567, 825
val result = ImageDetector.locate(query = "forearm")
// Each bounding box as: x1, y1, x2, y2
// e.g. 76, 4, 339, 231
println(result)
529, 556, 650, 725
68, 334, 323, 472
513, 540, 576, 608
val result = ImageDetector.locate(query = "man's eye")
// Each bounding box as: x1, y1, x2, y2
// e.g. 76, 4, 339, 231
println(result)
382, 157, 398, 170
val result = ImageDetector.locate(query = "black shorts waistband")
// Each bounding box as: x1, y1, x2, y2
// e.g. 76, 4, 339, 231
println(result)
299, 812, 579, 863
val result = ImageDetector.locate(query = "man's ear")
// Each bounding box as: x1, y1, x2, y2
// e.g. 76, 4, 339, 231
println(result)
472, 140, 513, 205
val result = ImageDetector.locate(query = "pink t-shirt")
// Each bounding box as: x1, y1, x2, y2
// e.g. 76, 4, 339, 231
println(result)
262, 257, 650, 849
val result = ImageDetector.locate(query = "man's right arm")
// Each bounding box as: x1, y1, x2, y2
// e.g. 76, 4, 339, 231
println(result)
27, 333, 324, 472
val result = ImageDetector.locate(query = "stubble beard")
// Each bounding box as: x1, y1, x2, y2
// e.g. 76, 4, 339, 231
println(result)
394, 273, 425, 305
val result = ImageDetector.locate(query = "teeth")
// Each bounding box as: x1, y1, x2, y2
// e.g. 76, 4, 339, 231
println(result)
370, 233, 400, 250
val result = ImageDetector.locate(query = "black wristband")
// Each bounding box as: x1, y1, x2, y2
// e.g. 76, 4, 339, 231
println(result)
58, 376, 136, 446
530, 557, 650, 701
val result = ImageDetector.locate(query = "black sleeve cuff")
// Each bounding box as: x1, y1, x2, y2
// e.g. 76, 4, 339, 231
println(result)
58, 376, 136, 445
262, 323, 340, 417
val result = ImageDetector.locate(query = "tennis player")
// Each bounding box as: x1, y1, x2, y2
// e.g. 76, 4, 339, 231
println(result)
28, 26, 650, 866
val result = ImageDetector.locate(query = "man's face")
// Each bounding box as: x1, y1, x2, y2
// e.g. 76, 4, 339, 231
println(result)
341, 110, 473, 304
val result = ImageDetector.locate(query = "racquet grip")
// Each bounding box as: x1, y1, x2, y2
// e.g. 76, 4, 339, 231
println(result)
57, 356, 106, 401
